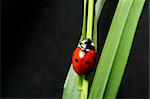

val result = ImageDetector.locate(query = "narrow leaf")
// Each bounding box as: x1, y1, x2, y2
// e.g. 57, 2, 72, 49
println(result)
104, 0, 145, 98
93, 0, 106, 50
89, 0, 134, 98
86, 0, 94, 40
81, 0, 88, 40
62, 0, 88, 98
62, 66, 81, 99
62, 0, 105, 98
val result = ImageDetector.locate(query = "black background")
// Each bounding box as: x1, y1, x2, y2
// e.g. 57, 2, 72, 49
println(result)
1, 0, 149, 98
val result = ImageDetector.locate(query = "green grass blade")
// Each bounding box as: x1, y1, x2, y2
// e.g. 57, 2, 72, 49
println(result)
85, 0, 106, 91
62, 66, 81, 99
62, 0, 88, 98
89, 0, 134, 98
104, 0, 145, 98
81, 0, 88, 40
95, 0, 105, 22
93, 0, 105, 49
81, 78, 89, 99
62, 0, 105, 98
86, 0, 94, 40
85, 0, 106, 95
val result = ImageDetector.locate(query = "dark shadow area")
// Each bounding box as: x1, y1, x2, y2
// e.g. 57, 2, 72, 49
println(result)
1, 0, 149, 98
2, 0, 82, 98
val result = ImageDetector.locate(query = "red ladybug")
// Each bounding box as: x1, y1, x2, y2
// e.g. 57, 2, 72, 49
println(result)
72, 39, 97, 75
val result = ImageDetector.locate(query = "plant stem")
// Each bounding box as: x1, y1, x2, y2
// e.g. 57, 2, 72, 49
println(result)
81, 77, 89, 99
81, 0, 87, 40
93, 0, 106, 50
93, 17, 97, 50
86, 0, 94, 40
81, 0, 94, 99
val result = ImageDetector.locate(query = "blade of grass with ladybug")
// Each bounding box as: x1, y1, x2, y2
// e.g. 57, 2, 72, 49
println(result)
62, 0, 105, 99
62, 0, 145, 99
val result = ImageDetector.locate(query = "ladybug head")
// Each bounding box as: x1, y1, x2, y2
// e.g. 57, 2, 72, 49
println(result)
79, 39, 95, 51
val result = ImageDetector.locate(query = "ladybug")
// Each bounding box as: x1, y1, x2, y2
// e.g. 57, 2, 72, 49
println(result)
72, 39, 97, 76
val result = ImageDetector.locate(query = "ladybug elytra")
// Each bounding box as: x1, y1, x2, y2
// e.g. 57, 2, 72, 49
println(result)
72, 39, 97, 76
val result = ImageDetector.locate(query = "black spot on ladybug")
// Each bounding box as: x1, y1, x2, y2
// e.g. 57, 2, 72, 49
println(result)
75, 58, 78, 62
85, 61, 90, 64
